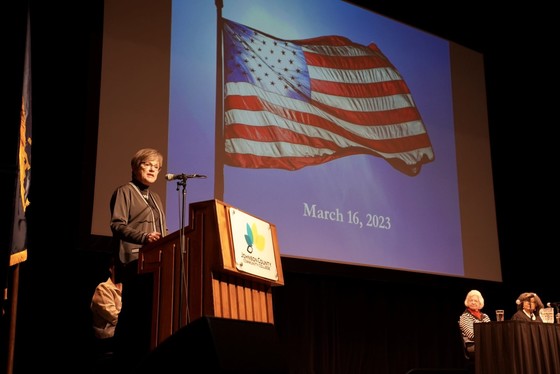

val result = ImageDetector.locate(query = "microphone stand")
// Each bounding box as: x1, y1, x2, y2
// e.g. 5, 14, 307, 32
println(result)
553, 303, 560, 324
545, 302, 560, 324
173, 178, 190, 326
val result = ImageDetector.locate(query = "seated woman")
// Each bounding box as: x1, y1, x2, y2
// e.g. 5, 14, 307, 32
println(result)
459, 289, 491, 360
511, 292, 544, 322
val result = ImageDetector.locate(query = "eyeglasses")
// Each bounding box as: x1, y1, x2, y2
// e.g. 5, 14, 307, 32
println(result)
140, 162, 161, 171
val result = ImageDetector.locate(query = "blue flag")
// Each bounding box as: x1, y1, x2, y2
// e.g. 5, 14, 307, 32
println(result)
10, 14, 32, 266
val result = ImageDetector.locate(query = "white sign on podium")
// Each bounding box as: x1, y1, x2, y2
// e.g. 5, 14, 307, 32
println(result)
228, 207, 279, 281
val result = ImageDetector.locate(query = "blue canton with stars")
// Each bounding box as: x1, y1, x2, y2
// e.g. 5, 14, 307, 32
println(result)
223, 19, 312, 102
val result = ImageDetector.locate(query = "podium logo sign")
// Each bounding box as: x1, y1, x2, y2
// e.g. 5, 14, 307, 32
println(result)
229, 207, 278, 281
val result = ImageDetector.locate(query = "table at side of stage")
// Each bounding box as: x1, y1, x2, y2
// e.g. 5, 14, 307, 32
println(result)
474, 320, 560, 374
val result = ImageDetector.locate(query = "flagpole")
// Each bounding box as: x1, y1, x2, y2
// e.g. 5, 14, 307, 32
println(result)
5, 264, 20, 374
214, 0, 224, 200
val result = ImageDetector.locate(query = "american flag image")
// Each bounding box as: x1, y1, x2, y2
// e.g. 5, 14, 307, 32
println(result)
222, 18, 434, 176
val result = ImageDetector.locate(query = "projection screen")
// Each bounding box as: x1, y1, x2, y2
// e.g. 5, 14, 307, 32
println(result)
92, 0, 501, 282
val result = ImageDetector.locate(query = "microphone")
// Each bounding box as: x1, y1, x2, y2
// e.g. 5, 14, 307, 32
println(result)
165, 173, 207, 181
547, 302, 560, 308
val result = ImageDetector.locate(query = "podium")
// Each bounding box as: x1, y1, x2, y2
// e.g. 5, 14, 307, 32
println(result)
138, 199, 285, 349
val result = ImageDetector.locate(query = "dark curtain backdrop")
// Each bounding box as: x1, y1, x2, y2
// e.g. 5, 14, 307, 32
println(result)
3, 1, 557, 374
272, 261, 509, 374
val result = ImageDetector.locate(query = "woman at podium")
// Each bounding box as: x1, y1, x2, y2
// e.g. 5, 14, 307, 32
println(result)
109, 148, 168, 372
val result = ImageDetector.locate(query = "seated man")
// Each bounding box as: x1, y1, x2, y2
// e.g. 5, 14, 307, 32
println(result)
90, 259, 123, 367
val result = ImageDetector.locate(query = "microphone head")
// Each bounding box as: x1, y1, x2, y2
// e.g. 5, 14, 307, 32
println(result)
164, 173, 206, 180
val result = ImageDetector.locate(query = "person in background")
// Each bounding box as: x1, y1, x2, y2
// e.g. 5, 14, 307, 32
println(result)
90, 258, 123, 373
459, 290, 491, 360
91, 260, 122, 340
110, 148, 167, 373
511, 292, 544, 322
